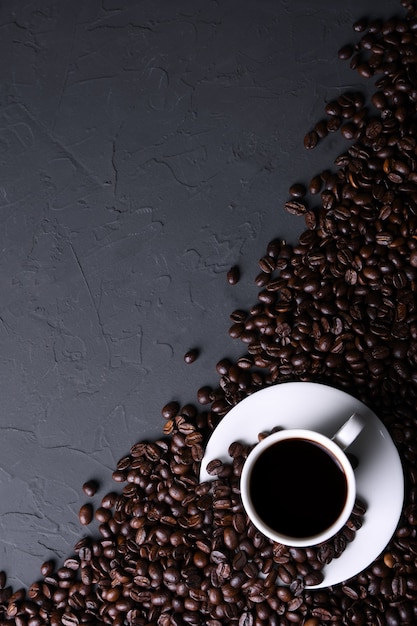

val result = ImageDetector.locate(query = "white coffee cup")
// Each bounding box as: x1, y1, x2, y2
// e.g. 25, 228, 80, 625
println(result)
240, 412, 365, 547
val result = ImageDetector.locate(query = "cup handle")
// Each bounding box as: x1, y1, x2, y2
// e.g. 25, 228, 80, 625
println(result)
331, 412, 365, 451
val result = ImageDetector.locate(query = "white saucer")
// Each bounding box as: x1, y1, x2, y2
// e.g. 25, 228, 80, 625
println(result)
199, 381, 404, 588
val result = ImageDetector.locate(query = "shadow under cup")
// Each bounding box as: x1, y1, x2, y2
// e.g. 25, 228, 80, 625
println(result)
240, 429, 357, 548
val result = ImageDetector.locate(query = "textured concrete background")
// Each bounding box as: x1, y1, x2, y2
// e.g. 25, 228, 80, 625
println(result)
0, 0, 399, 588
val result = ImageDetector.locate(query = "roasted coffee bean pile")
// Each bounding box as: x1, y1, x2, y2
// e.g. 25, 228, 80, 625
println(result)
0, 421, 367, 626
3, 0, 417, 625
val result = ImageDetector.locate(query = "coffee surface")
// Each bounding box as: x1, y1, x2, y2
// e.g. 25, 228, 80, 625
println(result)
249, 439, 348, 538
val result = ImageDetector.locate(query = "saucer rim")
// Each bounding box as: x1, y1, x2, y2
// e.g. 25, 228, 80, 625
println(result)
199, 381, 404, 588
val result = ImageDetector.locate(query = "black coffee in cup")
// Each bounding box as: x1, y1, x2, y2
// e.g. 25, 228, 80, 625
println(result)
249, 438, 348, 538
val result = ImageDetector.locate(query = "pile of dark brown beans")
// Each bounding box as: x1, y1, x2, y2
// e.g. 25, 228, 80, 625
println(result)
2, 0, 417, 625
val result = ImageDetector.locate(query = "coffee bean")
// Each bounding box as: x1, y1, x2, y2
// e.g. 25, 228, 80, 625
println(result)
61, 611, 80, 626
341, 121, 357, 139
289, 183, 307, 199
197, 385, 212, 404
184, 348, 199, 364
308, 175, 323, 195
161, 400, 180, 419
327, 116, 342, 132
258, 255, 276, 273
284, 200, 307, 216
304, 130, 319, 149
239, 611, 254, 626
385, 607, 401, 626
40, 560, 55, 577
227, 265, 240, 285
205, 459, 225, 476
82, 480, 98, 497
338, 44, 354, 60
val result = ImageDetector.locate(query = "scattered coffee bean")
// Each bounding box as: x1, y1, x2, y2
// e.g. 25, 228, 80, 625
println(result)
338, 43, 354, 59
304, 130, 319, 149
288, 182, 307, 198
78, 503, 93, 525
227, 265, 240, 285
82, 480, 98, 497
308, 174, 323, 194
184, 348, 199, 364
284, 200, 307, 216
161, 400, 180, 419
197, 385, 212, 404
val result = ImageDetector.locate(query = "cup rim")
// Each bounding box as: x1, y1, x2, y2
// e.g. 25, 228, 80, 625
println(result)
240, 428, 357, 547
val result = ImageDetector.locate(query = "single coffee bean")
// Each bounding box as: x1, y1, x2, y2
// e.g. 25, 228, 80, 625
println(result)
227, 265, 240, 285
161, 400, 179, 419
78, 503, 93, 525
313, 120, 329, 139
338, 44, 354, 59
341, 122, 357, 140
308, 175, 323, 195
304, 130, 318, 149
284, 200, 307, 216
289, 183, 307, 198
327, 116, 342, 132
197, 385, 212, 404
82, 480, 98, 497
40, 560, 55, 577
184, 348, 199, 364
